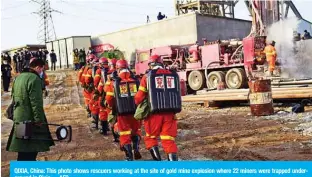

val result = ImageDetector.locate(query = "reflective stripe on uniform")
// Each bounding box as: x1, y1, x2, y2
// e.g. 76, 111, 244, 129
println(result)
266, 52, 276, 56
119, 130, 131, 135
160, 135, 175, 141
105, 81, 111, 85
139, 86, 147, 92
106, 92, 114, 96
85, 74, 92, 77
146, 133, 156, 138
95, 74, 101, 78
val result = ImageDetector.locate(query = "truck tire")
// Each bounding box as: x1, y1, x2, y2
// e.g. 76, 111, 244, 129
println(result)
188, 70, 205, 91
225, 68, 246, 89
206, 71, 225, 89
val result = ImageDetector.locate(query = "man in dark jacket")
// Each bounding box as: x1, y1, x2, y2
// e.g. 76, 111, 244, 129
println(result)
4, 53, 12, 65
24, 50, 31, 68
1, 60, 12, 92
13, 52, 18, 73
303, 30, 312, 40
17, 52, 23, 73
50, 50, 57, 71
43, 49, 49, 61
78, 49, 86, 69
6, 59, 55, 161
157, 12, 166, 20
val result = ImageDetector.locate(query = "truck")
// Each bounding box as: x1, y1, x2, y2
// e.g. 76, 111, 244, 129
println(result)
135, 37, 268, 91
134, 0, 309, 93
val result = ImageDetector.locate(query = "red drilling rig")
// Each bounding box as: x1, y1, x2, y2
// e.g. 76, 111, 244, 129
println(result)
135, 0, 306, 93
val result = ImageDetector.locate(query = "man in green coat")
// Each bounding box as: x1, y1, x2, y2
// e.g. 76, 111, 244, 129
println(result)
6, 59, 55, 161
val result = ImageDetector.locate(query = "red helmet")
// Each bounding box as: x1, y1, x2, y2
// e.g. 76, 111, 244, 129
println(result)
99, 57, 108, 65
87, 54, 96, 63
148, 55, 162, 65
109, 58, 117, 66
116, 59, 128, 69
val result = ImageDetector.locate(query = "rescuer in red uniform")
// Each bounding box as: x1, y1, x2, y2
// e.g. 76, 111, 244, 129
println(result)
93, 57, 110, 135
89, 93, 100, 129
83, 54, 96, 121
100, 58, 120, 141
105, 59, 142, 161
134, 55, 181, 161
78, 55, 93, 118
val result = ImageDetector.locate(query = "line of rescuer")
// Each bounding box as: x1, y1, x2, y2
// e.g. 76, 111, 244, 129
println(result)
134, 55, 182, 161
101, 58, 120, 142
78, 54, 96, 119
105, 59, 142, 161
92, 57, 110, 135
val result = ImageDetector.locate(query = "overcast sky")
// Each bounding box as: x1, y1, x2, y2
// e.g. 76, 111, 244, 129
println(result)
1, 0, 312, 50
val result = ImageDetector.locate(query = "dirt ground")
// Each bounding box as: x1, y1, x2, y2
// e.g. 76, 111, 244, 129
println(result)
1, 70, 312, 176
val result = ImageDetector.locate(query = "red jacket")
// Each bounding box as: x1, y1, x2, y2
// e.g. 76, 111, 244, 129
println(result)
94, 68, 102, 89
134, 75, 148, 105
89, 98, 100, 115
78, 66, 85, 85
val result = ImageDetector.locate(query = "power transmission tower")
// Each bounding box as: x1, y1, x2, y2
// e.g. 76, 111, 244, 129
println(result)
31, 0, 62, 44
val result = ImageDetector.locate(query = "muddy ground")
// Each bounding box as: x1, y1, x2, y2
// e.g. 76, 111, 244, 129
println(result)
1, 70, 312, 176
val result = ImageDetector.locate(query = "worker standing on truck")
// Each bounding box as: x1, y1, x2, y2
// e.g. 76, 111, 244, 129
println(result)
264, 40, 277, 76
93, 57, 110, 135
134, 55, 181, 161
303, 30, 312, 40
105, 59, 142, 161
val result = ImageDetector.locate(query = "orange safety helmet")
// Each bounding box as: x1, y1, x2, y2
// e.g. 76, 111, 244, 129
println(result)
148, 55, 163, 66
109, 58, 117, 66
116, 59, 128, 69
87, 54, 96, 63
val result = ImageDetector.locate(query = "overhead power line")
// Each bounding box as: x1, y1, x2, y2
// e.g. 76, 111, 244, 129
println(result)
1, 2, 29, 11
1, 13, 32, 20
99, 0, 170, 9
61, 12, 143, 24
60, 0, 174, 16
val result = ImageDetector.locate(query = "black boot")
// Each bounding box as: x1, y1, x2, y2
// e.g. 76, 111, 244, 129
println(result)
123, 144, 134, 161
167, 153, 178, 161
100, 121, 108, 135
112, 129, 120, 143
132, 135, 142, 160
86, 106, 91, 118
149, 146, 161, 161
91, 115, 98, 129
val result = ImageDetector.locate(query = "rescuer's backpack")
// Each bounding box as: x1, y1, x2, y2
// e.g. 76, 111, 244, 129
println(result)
113, 76, 140, 115
147, 69, 182, 113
